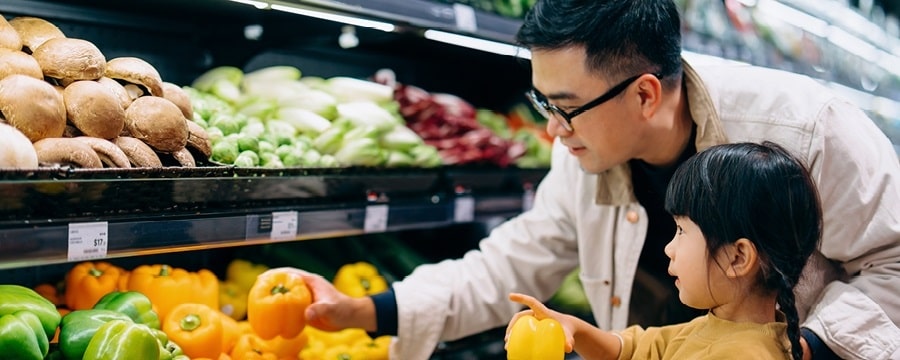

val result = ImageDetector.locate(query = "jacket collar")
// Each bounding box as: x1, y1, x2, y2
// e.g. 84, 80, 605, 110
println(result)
594, 59, 729, 205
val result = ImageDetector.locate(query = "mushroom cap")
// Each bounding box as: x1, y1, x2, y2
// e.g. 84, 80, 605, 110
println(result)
32, 37, 106, 82
106, 57, 163, 97
33, 137, 103, 168
8, 16, 65, 53
0, 16, 23, 51
161, 82, 193, 119
0, 74, 66, 142
74, 136, 131, 168
0, 48, 43, 80
97, 76, 133, 110
124, 96, 188, 153
63, 80, 126, 139
0, 122, 38, 168
185, 120, 211, 158
113, 136, 162, 168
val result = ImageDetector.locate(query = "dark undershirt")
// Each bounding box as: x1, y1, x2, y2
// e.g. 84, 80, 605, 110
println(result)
628, 125, 703, 326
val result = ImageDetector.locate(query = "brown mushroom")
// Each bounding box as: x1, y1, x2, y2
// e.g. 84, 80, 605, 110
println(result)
33, 137, 102, 168
185, 120, 211, 158
106, 57, 163, 97
0, 122, 38, 168
124, 96, 188, 153
0, 74, 66, 141
63, 80, 126, 139
8, 16, 64, 53
97, 76, 132, 110
161, 82, 193, 119
112, 136, 162, 168
0, 48, 42, 80
74, 136, 131, 168
0, 16, 23, 51
32, 37, 106, 84
170, 147, 195, 167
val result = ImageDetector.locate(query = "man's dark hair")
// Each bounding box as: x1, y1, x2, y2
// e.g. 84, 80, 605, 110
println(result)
516, 0, 683, 87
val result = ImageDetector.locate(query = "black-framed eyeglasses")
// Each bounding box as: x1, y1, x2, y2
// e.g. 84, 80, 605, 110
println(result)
526, 73, 662, 132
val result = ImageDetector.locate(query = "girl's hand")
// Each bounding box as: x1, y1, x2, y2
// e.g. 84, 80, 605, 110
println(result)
505, 292, 576, 353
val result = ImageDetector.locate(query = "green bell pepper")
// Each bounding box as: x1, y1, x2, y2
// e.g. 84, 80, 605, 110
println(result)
151, 328, 186, 360
58, 309, 133, 360
0, 284, 61, 340
0, 310, 49, 360
92, 291, 160, 330
82, 320, 159, 360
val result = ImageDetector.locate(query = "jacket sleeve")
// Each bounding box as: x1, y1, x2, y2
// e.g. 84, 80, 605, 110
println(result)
802, 98, 900, 359
389, 141, 582, 359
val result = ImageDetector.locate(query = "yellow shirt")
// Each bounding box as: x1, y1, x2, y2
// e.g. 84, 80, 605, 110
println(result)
618, 313, 791, 360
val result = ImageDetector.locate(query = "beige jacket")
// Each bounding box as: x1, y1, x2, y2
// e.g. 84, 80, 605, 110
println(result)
390, 55, 900, 360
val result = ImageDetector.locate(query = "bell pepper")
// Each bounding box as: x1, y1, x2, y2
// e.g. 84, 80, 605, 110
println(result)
333, 262, 388, 298
322, 344, 367, 360
83, 319, 159, 360
230, 333, 280, 360
127, 265, 195, 321
261, 331, 307, 359
220, 311, 241, 354
117, 270, 130, 292
58, 309, 132, 360
247, 269, 311, 340
0, 284, 61, 343
226, 259, 269, 292
193, 269, 220, 311
506, 315, 566, 360
357, 335, 391, 360
219, 281, 248, 320
153, 328, 188, 360
33, 283, 62, 307
0, 310, 49, 360
93, 291, 160, 329
65, 261, 122, 310
162, 303, 223, 359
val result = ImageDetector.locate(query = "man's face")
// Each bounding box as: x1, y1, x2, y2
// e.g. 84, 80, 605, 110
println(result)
530, 47, 644, 174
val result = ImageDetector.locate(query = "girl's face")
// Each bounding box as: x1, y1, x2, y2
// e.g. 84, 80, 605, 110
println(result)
664, 216, 733, 310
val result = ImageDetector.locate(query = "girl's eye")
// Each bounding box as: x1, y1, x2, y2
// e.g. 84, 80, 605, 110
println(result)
676, 225, 684, 235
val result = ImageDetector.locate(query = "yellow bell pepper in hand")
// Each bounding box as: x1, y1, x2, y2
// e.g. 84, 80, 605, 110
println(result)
333, 262, 388, 298
247, 269, 311, 340
65, 261, 122, 310
506, 315, 566, 360
226, 259, 268, 292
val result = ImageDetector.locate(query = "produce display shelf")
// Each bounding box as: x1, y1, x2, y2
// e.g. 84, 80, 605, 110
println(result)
0, 166, 547, 270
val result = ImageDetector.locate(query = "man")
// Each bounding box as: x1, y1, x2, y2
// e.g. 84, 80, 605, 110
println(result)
290, 1, 900, 359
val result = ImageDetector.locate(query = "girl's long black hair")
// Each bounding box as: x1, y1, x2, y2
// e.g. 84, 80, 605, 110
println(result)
665, 141, 823, 360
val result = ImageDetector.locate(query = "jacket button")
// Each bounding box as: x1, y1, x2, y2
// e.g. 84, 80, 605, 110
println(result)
611, 296, 621, 307
603, 280, 610, 285
626, 211, 639, 223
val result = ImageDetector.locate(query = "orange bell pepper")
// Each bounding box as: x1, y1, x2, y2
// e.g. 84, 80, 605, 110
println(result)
127, 264, 193, 321
34, 283, 62, 306
117, 270, 130, 291
220, 311, 241, 354
163, 303, 224, 359
247, 270, 311, 340
65, 261, 122, 310
193, 269, 220, 311
230, 334, 277, 360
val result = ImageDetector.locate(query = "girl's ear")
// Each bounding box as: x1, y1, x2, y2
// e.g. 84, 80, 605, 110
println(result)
723, 238, 759, 278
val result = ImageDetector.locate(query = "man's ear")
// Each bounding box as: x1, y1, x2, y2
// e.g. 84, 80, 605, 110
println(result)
636, 74, 663, 117
723, 238, 759, 278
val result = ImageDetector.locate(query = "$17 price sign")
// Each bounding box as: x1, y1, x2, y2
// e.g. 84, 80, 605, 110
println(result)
68, 222, 109, 261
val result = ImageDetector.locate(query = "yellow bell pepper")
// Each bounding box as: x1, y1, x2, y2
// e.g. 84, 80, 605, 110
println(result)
226, 259, 268, 292
128, 265, 194, 321
219, 281, 248, 320
162, 303, 224, 359
356, 335, 391, 360
506, 315, 566, 360
193, 269, 220, 311
333, 262, 388, 298
322, 344, 367, 360
65, 261, 122, 310
230, 334, 277, 360
220, 311, 241, 354
260, 331, 307, 359
247, 270, 311, 340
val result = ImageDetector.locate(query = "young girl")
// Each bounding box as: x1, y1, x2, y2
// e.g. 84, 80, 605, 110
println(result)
506, 141, 822, 360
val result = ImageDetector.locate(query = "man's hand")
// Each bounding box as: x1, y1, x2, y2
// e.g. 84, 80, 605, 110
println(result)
260, 267, 377, 332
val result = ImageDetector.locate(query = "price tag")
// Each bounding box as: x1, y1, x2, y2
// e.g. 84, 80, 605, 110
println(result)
270, 211, 298, 241
453, 3, 478, 32
454, 196, 475, 222
68, 222, 108, 261
364, 204, 389, 233
522, 188, 536, 212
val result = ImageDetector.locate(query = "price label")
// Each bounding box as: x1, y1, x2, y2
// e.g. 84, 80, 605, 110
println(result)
270, 211, 298, 241
364, 204, 389, 233
68, 222, 108, 261
522, 188, 536, 212
453, 3, 478, 32
454, 196, 475, 223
